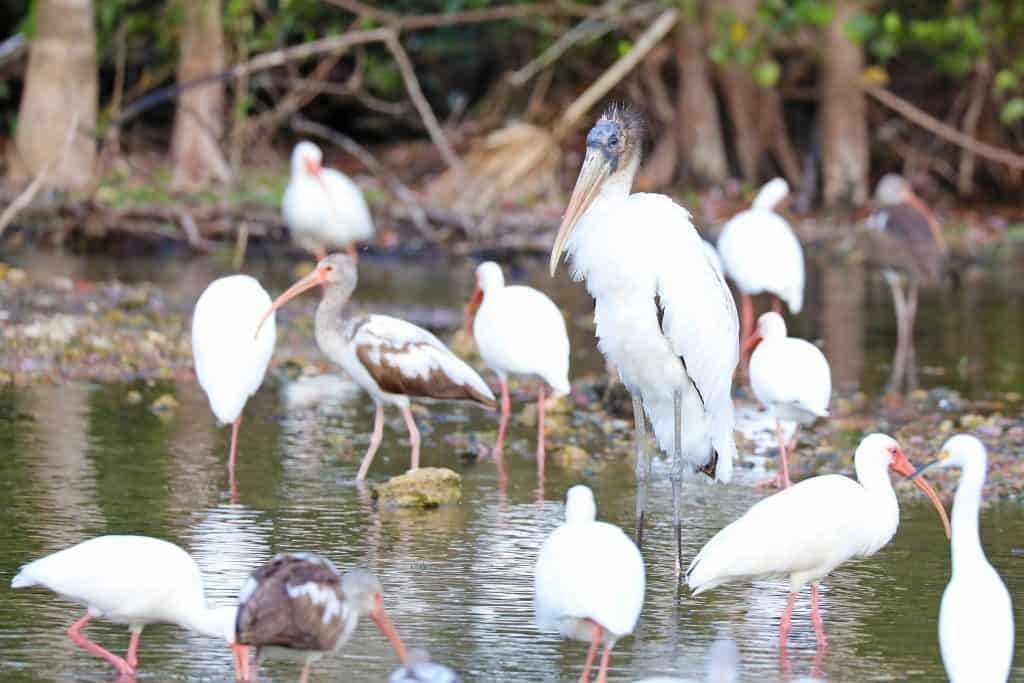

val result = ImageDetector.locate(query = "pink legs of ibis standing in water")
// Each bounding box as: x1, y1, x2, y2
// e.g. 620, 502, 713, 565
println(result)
355, 403, 420, 481
579, 620, 614, 683
756, 421, 800, 489
68, 614, 136, 676
779, 583, 828, 652
491, 380, 548, 487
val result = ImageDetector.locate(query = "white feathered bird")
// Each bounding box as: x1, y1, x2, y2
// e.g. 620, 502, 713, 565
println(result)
912, 434, 1014, 683
686, 434, 950, 650
10, 535, 247, 679
192, 275, 276, 485
535, 485, 644, 683
283, 141, 375, 261
745, 312, 831, 488
549, 105, 739, 569
716, 178, 804, 366
464, 261, 570, 474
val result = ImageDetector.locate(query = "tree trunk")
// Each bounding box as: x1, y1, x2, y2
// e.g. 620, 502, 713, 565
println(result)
5, 0, 97, 192
820, 0, 869, 206
170, 0, 231, 191
675, 19, 728, 184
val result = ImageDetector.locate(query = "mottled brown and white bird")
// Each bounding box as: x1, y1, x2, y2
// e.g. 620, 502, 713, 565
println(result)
867, 174, 947, 347
235, 553, 407, 682
257, 254, 495, 480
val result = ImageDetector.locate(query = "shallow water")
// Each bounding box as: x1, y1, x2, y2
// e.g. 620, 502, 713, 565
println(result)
0, 248, 1021, 682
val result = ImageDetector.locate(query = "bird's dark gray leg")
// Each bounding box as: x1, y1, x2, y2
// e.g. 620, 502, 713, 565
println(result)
885, 271, 909, 347
632, 394, 649, 548
672, 388, 684, 578
907, 280, 919, 338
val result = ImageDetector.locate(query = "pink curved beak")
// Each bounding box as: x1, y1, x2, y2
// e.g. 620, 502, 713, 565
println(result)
254, 265, 328, 338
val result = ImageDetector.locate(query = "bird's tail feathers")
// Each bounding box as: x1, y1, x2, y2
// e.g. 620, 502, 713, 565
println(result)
10, 569, 35, 589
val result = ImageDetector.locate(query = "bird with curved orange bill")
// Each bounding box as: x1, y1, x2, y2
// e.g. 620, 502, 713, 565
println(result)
548, 104, 739, 570
235, 552, 407, 682
256, 254, 495, 481
463, 260, 570, 482
686, 434, 950, 652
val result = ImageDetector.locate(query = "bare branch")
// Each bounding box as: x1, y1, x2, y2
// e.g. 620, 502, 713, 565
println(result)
325, 0, 594, 30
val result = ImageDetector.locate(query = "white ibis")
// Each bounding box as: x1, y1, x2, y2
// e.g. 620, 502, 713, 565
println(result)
389, 650, 461, 683
283, 140, 376, 261
743, 312, 831, 488
715, 177, 804, 367
912, 434, 1014, 683
535, 485, 644, 683
686, 434, 950, 650
192, 275, 276, 487
257, 254, 495, 480
236, 552, 407, 682
549, 105, 739, 567
463, 261, 570, 475
700, 240, 724, 278
10, 535, 247, 678
867, 174, 946, 348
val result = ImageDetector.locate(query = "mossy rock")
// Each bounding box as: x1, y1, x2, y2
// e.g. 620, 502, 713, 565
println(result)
372, 467, 462, 509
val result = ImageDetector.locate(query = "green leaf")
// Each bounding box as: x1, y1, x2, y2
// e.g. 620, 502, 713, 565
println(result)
754, 60, 780, 87
882, 11, 901, 34
1000, 97, 1024, 124
994, 69, 1019, 94
616, 40, 633, 58
843, 14, 877, 45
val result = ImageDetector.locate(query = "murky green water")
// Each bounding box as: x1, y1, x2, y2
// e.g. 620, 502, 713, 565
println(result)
0, 248, 1021, 681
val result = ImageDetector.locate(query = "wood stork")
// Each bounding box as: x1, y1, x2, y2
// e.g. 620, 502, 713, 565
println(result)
715, 177, 804, 367
549, 105, 739, 569
686, 434, 950, 650
192, 275, 276, 489
236, 552, 407, 682
743, 312, 831, 488
535, 485, 644, 683
463, 261, 570, 477
283, 141, 376, 261
912, 434, 1014, 683
257, 254, 495, 481
866, 173, 946, 349
10, 535, 247, 679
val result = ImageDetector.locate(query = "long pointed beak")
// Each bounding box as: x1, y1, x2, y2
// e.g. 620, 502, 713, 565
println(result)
370, 594, 408, 666
231, 642, 250, 681
740, 331, 763, 356
463, 286, 483, 337
549, 150, 611, 276
255, 267, 326, 338
891, 450, 951, 539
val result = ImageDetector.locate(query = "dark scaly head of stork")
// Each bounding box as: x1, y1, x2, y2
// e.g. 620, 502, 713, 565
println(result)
341, 568, 408, 665
256, 254, 357, 335
549, 104, 644, 275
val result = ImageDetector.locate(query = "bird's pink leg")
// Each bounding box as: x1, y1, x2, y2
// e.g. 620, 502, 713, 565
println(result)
401, 404, 421, 471
299, 658, 312, 683
536, 383, 546, 481
493, 379, 510, 462
580, 621, 601, 683
125, 629, 142, 670
356, 403, 385, 481
772, 295, 783, 314
595, 641, 615, 683
756, 419, 792, 489
228, 415, 242, 483
67, 614, 134, 676
811, 583, 828, 648
739, 294, 754, 372
778, 591, 798, 651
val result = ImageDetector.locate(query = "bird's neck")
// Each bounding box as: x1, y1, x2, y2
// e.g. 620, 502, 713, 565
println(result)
315, 286, 351, 351
950, 460, 987, 575
600, 157, 639, 203
176, 604, 236, 643
856, 463, 900, 535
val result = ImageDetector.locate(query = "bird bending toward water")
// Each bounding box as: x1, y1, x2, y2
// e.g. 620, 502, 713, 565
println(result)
716, 177, 804, 368
464, 261, 570, 478
10, 535, 246, 679
743, 312, 831, 488
535, 485, 644, 683
686, 434, 950, 650
235, 552, 407, 682
283, 141, 376, 261
549, 105, 739, 569
913, 435, 1014, 683
192, 275, 276, 489
257, 254, 494, 480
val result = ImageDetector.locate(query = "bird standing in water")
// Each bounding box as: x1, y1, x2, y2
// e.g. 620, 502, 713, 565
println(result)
549, 105, 738, 570
258, 254, 494, 481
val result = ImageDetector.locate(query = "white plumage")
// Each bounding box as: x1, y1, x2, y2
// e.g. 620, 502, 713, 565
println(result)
535, 486, 644, 682
716, 178, 805, 314
915, 435, 1014, 683
193, 275, 276, 424
471, 262, 570, 395
283, 140, 375, 258
748, 312, 831, 487
11, 535, 243, 677
687, 434, 950, 649
192, 275, 276, 485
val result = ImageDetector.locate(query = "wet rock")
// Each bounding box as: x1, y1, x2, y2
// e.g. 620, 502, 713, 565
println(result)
555, 444, 590, 470
517, 397, 571, 433
372, 467, 462, 508
125, 390, 143, 405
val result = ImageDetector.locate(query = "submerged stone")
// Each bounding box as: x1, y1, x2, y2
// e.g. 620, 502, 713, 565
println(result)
372, 467, 462, 508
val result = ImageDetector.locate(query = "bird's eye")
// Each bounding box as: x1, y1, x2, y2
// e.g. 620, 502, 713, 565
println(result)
325, 265, 334, 272
608, 134, 619, 147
